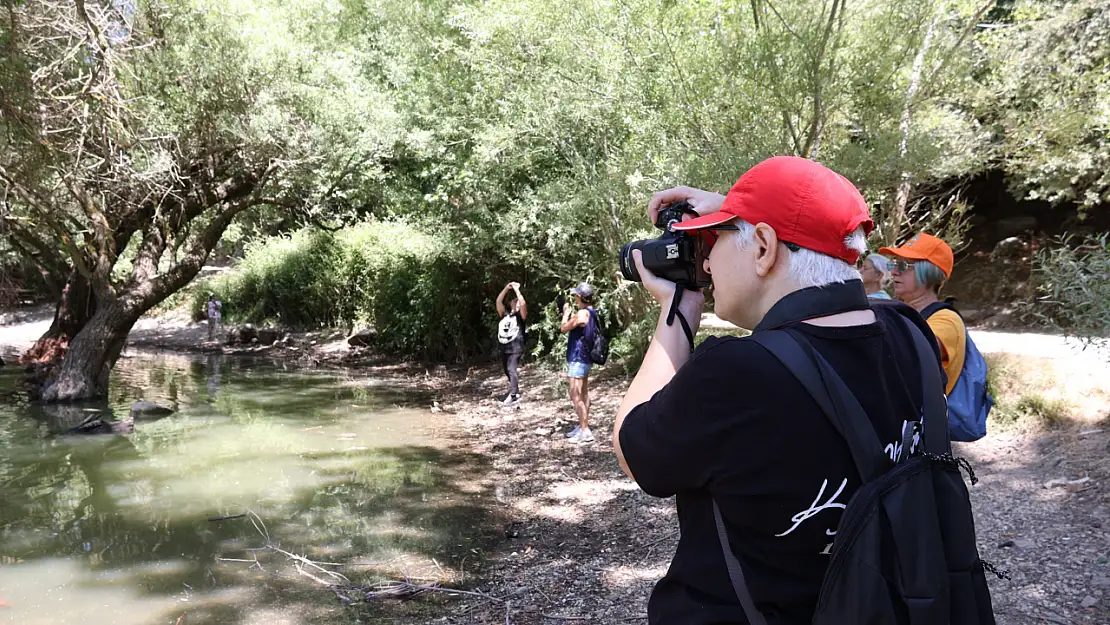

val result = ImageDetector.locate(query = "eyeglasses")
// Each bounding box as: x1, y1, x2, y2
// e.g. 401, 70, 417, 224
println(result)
889, 258, 916, 273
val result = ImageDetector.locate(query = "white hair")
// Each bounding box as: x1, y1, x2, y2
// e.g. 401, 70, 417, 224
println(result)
865, 253, 893, 287
732, 220, 866, 288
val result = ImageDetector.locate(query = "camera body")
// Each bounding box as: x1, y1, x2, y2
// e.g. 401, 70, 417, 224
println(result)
619, 201, 711, 290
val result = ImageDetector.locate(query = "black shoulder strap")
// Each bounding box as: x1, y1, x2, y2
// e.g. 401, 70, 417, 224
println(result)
748, 330, 889, 482
897, 315, 951, 455
712, 500, 768, 625
921, 300, 955, 320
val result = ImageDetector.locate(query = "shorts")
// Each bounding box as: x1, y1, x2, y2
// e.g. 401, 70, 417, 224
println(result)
567, 361, 592, 379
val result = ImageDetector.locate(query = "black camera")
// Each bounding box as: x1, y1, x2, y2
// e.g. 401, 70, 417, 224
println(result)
619, 201, 711, 290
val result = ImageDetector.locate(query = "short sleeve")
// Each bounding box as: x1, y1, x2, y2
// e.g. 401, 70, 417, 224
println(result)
926, 311, 966, 394
619, 337, 761, 498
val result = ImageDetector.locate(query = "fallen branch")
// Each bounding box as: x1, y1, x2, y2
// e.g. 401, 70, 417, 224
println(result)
215, 510, 505, 608
207, 513, 246, 522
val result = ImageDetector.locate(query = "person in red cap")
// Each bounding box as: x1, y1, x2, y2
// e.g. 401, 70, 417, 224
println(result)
880, 234, 965, 395
611, 156, 946, 624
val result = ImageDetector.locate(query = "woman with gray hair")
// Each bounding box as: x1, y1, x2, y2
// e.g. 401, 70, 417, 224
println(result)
859, 253, 892, 299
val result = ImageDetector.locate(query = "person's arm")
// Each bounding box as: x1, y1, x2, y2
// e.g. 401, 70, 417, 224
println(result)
511, 283, 528, 320
613, 249, 704, 480
495, 284, 510, 318
559, 303, 586, 333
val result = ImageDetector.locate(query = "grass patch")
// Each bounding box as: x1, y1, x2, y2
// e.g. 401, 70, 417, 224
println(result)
984, 352, 1076, 428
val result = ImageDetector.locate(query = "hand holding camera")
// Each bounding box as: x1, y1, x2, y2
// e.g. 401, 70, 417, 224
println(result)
647, 186, 726, 225
619, 201, 711, 291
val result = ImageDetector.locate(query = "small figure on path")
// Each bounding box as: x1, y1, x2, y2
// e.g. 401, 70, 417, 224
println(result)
560, 282, 595, 443
207, 293, 222, 341
495, 281, 528, 406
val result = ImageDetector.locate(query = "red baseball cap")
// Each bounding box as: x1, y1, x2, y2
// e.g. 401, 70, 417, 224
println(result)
673, 156, 873, 264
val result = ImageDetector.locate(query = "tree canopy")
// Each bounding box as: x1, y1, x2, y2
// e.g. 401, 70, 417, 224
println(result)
2, 0, 1108, 396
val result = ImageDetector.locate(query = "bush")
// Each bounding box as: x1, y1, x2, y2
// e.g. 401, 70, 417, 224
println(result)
1031, 234, 1110, 342
211, 222, 502, 362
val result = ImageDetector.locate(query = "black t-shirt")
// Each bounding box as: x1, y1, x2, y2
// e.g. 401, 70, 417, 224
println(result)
619, 301, 939, 625
497, 312, 526, 354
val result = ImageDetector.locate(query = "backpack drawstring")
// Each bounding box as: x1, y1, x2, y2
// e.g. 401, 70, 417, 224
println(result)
924, 452, 979, 486
981, 559, 1011, 580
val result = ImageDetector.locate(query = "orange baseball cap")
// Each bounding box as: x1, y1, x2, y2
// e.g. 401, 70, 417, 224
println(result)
879, 233, 954, 278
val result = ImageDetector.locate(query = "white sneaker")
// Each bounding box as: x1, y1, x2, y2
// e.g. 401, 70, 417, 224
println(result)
564, 426, 581, 439
568, 428, 594, 444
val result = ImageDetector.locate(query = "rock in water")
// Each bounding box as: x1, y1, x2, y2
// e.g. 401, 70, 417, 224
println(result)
129, 401, 174, 419
68, 414, 135, 435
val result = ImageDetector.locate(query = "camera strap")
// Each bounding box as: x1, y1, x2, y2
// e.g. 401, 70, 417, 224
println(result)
666, 284, 696, 352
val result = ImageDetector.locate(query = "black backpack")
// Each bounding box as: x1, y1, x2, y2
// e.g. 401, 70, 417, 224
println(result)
585, 307, 610, 366
714, 316, 997, 625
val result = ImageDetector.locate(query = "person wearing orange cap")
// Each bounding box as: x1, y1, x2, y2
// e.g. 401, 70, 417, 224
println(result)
880, 234, 964, 395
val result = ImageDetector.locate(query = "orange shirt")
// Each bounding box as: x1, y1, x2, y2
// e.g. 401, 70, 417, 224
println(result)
927, 309, 966, 395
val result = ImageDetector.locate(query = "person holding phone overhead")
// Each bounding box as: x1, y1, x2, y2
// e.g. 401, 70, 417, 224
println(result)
495, 282, 528, 406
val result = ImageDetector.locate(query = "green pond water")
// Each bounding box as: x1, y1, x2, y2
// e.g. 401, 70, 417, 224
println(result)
0, 351, 498, 625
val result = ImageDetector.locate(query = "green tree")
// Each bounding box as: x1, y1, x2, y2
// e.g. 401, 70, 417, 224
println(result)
0, 0, 396, 400
973, 0, 1110, 212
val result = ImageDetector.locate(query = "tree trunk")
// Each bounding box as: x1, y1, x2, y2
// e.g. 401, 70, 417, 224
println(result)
885, 10, 940, 245
39, 300, 138, 402
23, 271, 97, 363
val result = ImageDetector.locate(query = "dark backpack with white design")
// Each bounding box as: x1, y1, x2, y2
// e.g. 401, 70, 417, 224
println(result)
714, 316, 998, 625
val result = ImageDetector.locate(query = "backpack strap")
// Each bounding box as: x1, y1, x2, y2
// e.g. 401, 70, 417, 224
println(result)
920, 300, 955, 320
713, 330, 884, 625
897, 315, 951, 455
712, 500, 769, 625
749, 330, 889, 482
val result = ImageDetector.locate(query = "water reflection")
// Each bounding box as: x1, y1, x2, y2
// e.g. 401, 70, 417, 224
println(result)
0, 353, 498, 625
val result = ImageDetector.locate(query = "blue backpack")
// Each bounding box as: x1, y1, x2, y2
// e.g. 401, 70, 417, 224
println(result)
923, 302, 993, 442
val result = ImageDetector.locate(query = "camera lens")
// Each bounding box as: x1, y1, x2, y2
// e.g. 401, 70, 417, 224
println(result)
619, 242, 642, 282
